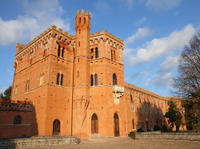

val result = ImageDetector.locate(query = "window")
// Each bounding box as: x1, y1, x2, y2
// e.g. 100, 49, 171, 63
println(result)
111, 49, 116, 61
60, 74, 63, 85
14, 115, 22, 124
132, 120, 135, 129
79, 41, 80, 47
56, 73, 63, 86
130, 94, 133, 102
113, 73, 117, 85
84, 17, 86, 24
58, 45, 61, 57
56, 73, 60, 85
91, 113, 98, 134
95, 74, 98, 86
43, 49, 47, 57
26, 80, 30, 91
91, 48, 94, 59
79, 17, 81, 24
90, 74, 93, 86
62, 47, 64, 58
95, 47, 98, 58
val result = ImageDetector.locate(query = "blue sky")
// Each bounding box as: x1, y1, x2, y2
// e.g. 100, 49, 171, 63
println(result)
0, 0, 199, 97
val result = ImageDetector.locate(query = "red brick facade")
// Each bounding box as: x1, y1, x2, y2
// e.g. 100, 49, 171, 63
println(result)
9, 10, 186, 138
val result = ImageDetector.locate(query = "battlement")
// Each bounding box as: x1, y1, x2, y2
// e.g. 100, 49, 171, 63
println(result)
76, 9, 90, 16
0, 99, 33, 112
15, 25, 74, 56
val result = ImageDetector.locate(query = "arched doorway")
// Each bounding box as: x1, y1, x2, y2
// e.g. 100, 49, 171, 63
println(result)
114, 113, 119, 136
53, 119, 60, 136
91, 113, 98, 134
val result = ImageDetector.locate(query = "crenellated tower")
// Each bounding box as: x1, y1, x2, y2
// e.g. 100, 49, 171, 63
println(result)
73, 10, 91, 137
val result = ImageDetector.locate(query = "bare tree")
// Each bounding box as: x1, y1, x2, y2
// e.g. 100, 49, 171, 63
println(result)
174, 33, 200, 100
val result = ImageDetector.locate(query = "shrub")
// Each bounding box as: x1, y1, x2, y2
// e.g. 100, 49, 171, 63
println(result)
153, 125, 161, 131
137, 128, 144, 132
161, 125, 168, 132
128, 131, 135, 139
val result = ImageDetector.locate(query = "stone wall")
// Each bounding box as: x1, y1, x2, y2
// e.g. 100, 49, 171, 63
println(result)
136, 132, 200, 141
0, 136, 80, 148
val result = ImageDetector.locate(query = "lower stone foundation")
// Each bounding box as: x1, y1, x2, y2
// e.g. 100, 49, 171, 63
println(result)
0, 136, 80, 148
136, 132, 200, 141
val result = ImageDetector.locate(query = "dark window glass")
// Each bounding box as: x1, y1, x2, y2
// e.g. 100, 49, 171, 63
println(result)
14, 115, 22, 124
57, 73, 60, 85
91, 74, 93, 86
95, 74, 98, 86
95, 47, 98, 58
113, 73, 117, 85
91, 48, 93, 59
60, 74, 63, 85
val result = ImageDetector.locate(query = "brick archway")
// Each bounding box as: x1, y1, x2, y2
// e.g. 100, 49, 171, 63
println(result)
53, 119, 60, 136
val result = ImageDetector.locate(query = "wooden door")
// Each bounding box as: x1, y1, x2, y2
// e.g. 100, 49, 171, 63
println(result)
91, 114, 98, 134
114, 113, 119, 136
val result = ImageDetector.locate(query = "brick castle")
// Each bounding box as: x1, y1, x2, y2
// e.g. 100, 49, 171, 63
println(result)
0, 10, 185, 138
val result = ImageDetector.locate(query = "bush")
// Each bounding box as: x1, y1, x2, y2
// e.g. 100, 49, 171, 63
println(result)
161, 125, 168, 132
153, 125, 161, 131
128, 131, 135, 139
137, 128, 144, 132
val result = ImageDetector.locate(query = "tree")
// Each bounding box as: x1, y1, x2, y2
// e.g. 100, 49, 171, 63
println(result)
0, 86, 12, 100
174, 33, 200, 100
173, 32, 200, 130
165, 101, 182, 131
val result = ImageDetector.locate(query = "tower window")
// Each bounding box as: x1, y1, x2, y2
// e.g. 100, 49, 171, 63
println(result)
130, 94, 133, 102
84, 17, 86, 24
79, 41, 80, 47
60, 74, 63, 85
91, 48, 94, 59
62, 47, 64, 58
90, 74, 93, 86
79, 17, 81, 24
95, 47, 98, 59
58, 45, 61, 57
113, 73, 117, 85
95, 74, 98, 86
56, 73, 63, 86
56, 73, 60, 85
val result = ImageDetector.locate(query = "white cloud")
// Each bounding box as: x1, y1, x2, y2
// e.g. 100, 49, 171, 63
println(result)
146, 0, 182, 11
0, 0, 70, 45
136, 17, 147, 26
126, 24, 195, 65
160, 56, 179, 72
151, 72, 173, 87
125, 27, 151, 44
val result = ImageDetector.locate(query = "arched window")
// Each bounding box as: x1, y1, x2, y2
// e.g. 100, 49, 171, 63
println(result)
132, 120, 135, 129
113, 73, 117, 85
79, 17, 81, 24
91, 113, 98, 133
78, 41, 80, 47
60, 74, 63, 85
58, 45, 61, 57
90, 74, 93, 86
62, 47, 64, 58
56, 73, 60, 85
130, 94, 133, 102
91, 48, 94, 59
84, 17, 86, 24
53, 119, 60, 136
95, 47, 98, 58
14, 115, 22, 124
114, 113, 119, 136
95, 74, 98, 86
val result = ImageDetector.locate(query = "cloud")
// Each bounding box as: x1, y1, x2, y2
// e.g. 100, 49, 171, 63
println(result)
145, 0, 182, 11
147, 56, 179, 88
0, 0, 70, 45
136, 17, 147, 26
125, 27, 151, 44
131, 71, 148, 82
126, 24, 195, 65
